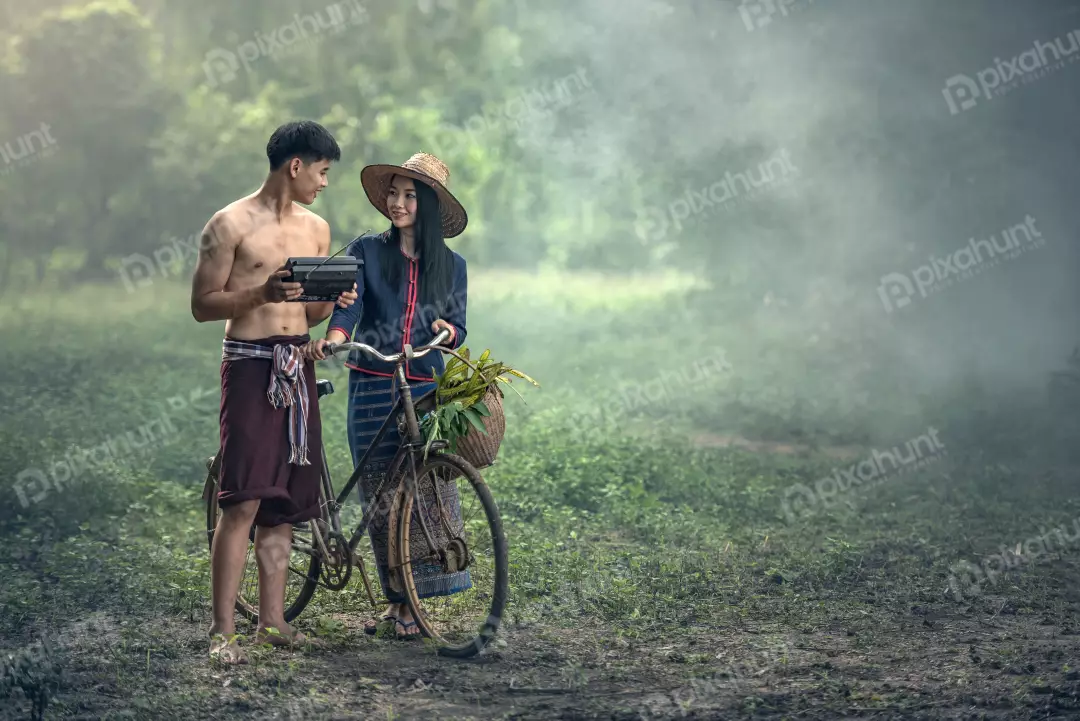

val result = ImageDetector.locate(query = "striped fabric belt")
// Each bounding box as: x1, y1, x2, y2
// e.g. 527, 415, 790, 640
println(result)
222, 340, 311, 466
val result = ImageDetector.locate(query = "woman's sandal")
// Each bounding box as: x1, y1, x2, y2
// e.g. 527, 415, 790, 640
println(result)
393, 618, 420, 641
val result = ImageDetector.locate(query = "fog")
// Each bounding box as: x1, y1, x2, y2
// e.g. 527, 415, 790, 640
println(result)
517, 0, 1080, 401
3, 0, 1078, 444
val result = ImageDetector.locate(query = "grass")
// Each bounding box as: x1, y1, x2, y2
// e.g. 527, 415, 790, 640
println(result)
1, 270, 1079, 718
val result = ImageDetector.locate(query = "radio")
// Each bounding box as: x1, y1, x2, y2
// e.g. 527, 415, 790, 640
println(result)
281, 256, 362, 302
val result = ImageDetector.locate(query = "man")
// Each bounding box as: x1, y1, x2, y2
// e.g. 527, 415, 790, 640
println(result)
190, 120, 357, 664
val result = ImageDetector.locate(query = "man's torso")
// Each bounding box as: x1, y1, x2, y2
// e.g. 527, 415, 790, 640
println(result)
222, 196, 325, 341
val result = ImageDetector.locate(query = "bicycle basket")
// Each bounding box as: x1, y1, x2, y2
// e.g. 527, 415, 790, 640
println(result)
455, 386, 506, 469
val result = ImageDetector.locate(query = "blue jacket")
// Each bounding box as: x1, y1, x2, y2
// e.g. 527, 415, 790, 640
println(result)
327, 231, 467, 382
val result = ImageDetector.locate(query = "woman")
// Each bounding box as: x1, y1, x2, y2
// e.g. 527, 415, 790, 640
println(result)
304, 152, 470, 639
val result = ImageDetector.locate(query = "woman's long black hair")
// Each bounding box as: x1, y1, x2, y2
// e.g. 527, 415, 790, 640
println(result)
378, 177, 454, 316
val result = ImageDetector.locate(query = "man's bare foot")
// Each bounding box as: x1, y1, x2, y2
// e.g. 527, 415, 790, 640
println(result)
255, 623, 314, 647
209, 633, 248, 665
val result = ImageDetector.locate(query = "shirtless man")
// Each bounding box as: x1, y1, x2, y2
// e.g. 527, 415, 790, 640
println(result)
190, 120, 357, 664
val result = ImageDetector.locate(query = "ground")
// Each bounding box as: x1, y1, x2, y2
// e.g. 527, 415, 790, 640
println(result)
2, 275, 1079, 720
6, 441, 1080, 721
6, 606, 1080, 720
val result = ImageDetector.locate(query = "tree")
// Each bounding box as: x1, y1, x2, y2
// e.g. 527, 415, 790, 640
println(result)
1, 0, 173, 280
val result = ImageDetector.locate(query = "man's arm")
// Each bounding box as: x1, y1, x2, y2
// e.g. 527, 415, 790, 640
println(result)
190, 212, 299, 322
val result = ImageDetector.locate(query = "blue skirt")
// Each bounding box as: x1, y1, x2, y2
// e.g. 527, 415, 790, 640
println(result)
347, 371, 472, 602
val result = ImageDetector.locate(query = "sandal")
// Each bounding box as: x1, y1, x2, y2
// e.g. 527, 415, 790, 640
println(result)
393, 618, 420, 641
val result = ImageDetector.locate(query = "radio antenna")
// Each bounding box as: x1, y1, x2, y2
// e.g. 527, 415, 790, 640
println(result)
310, 228, 370, 272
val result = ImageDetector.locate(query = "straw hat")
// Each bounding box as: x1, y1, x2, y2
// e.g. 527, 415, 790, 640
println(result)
360, 152, 468, 238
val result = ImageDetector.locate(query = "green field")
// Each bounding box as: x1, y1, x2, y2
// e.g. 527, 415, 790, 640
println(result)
2, 272, 1079, 720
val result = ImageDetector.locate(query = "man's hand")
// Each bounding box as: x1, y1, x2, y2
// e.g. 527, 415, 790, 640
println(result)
336, 283, 358, 309
431, 319, 456, 345
302, 329, 348, 361
262, 266, 304, 303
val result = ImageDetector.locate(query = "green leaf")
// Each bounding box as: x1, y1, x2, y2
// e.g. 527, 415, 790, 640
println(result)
463, 408, 488, 434
422, 411, 441, 462
505, 368, 541, 386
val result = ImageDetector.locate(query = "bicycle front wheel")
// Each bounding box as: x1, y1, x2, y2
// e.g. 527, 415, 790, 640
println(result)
394, 452, 509, 658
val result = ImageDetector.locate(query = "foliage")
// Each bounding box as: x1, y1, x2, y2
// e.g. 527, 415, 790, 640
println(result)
419, 346, 539, 458
0, 0, 649, 293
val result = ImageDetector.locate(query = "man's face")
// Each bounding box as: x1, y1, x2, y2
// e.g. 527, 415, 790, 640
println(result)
386, 174, 418, 230
289, 157, 331, 205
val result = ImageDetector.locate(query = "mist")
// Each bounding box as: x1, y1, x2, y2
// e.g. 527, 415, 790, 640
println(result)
2, 2, 1080, 717
506, 0, 1080, 403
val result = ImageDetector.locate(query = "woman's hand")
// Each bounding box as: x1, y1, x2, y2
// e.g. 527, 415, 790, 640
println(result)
336, 283, 358, 309
431, 319, 456, 346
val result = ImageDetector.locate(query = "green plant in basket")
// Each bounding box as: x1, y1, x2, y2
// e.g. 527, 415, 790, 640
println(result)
419, 346, 539, 461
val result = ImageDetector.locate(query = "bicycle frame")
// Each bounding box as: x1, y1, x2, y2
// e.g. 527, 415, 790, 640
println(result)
332, 363, 433, 553
295, 339, 455, 603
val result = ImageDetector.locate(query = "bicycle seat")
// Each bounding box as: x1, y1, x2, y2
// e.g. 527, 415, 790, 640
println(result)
316, 379, 334, 398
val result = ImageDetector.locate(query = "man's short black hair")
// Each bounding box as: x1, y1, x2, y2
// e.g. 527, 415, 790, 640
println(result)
266, 120, 341, 171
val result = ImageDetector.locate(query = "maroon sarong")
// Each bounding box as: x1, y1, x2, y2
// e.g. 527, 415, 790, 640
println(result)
217, 334, 324, 527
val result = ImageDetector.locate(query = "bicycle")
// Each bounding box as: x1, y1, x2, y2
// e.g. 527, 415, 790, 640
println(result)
201, 328, 509, 658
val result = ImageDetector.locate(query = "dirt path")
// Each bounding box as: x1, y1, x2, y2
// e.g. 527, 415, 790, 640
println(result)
7, 598, 1080, 720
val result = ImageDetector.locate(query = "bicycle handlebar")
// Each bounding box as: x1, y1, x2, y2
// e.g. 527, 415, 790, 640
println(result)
324, 328, 452, 363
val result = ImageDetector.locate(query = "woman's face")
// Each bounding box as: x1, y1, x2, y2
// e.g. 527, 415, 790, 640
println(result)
386, 174, 418, 230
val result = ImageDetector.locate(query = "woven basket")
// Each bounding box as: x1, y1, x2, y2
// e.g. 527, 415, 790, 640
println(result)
455, 386, 506, 469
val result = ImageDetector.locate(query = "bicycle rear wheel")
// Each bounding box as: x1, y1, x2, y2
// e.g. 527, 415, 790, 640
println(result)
394, 452, 508, 658
202, 453, 321, 624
